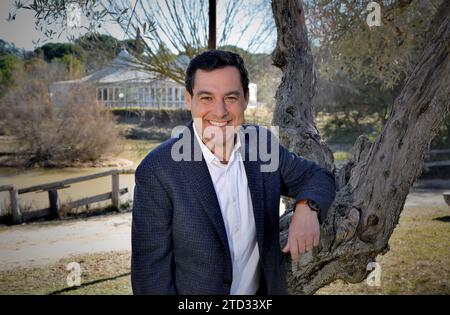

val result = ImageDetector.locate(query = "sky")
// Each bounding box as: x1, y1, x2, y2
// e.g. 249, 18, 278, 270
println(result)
0, 0, 275, 53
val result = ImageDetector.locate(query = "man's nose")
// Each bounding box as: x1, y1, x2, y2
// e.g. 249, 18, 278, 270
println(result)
213, 99, 228, 118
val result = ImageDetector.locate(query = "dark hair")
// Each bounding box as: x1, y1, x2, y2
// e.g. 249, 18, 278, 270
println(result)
185, 50, 249, 98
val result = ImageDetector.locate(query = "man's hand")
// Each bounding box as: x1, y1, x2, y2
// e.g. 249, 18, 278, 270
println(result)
282, 201, 320, 263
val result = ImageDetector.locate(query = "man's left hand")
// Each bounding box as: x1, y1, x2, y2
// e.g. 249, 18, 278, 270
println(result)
282, 201, 320, 263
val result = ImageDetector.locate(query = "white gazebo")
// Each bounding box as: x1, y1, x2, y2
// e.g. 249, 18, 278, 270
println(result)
50, 49, 258, 109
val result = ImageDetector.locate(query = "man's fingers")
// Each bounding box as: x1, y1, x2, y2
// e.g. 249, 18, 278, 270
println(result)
290, 238, 300, 262
305, 238, 313, 252
313, 233, 320, 247
298, 237, 307, 254
282, 239, 290, 253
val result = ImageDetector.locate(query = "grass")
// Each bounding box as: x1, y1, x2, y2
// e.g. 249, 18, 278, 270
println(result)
1, 205, 448, 295
116, 138, 162, 164
317, 206, 450, 295
333, 151, 353, 162
0, 251, 132, 295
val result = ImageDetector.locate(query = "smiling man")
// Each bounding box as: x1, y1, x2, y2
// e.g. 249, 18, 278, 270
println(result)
131, 50, 336, 295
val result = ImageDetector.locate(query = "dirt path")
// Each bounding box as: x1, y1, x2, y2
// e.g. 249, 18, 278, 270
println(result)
0, 188, 448, 271
0, 213, 131, 271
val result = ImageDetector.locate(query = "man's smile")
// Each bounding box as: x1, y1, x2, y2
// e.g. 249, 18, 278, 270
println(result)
206, 120, 232, 127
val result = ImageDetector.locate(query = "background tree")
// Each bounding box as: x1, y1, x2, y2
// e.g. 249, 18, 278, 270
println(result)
302, 0, 444, 146
304, 0, 443, 89
0, 39, 28, 57
314, 73, 401, 143
0, 54, 21, 97
12, 0, 275, 84
74, 34, 120, 73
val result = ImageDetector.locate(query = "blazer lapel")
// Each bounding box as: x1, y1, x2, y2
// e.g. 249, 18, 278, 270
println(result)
177, 122, 232, 262
241, 125, 265, 254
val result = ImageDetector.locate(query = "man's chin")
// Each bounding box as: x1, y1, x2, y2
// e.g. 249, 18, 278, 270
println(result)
202, 130, 237, 149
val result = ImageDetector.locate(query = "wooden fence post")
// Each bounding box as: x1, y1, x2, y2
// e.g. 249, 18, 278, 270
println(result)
10, 187, 22, 224
48, 190, 59, 219
112, 173, 120, 210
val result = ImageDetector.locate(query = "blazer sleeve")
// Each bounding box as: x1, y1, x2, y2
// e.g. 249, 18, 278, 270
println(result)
279, 144, 336, 223
131, 163, 177, 294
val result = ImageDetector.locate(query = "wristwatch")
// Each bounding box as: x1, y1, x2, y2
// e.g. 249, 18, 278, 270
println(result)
306, 199, 321, 216
297, 199, 321, 216
296, 199, 322, 223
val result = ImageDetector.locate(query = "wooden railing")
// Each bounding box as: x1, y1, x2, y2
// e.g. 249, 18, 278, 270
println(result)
0, 169, 135, 224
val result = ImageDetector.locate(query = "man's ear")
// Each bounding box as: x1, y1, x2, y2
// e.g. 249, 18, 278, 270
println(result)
185, 90, 192, 110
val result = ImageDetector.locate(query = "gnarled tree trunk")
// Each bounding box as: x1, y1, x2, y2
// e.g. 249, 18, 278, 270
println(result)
273, 0, 450, 294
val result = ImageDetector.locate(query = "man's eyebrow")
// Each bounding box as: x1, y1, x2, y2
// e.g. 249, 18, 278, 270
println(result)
195, 90, 241, 96
196, 90, 213, 95
224, 91, 241, 96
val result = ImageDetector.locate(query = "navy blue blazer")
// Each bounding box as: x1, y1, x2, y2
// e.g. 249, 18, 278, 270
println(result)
131, 122, 336, 295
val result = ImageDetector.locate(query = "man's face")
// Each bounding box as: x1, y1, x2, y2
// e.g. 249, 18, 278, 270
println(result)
185, 66, 248, 148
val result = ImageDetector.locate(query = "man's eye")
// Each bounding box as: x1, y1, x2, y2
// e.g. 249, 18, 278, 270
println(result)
225, 97, 238, 102
201, 97, 213, 101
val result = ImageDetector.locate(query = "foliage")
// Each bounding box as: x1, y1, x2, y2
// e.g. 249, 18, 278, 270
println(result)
52, 54, 85, 79
74, 33, 120, 72
304, 0, 444, 89
0, 39, 28, 58
75, 33, 147, 73
0, 54, 22, 96
34, 42, 85, 62
11, 0, 275, 84
32, 42, 86, 79
303, 1, 445, 145
314, 71, 403, 142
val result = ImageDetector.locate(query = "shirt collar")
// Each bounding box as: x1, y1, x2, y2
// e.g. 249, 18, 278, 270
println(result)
193, 123, 243, 165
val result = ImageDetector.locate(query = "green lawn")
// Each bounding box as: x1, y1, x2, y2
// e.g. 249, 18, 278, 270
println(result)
0, 206, 448, 295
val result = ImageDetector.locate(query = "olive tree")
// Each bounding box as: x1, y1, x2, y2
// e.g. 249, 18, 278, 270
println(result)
273, 0, 450, 294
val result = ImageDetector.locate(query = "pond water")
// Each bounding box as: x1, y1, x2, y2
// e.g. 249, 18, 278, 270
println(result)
0, 137, 163, 216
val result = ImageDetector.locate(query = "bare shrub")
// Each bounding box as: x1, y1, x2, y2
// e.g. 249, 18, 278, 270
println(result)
0, 59, 122, 167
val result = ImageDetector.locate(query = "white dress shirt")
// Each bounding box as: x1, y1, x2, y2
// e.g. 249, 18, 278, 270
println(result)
193, 125, 261, 295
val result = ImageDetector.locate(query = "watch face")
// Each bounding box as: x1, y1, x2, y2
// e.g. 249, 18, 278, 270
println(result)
307, 200, 320, 212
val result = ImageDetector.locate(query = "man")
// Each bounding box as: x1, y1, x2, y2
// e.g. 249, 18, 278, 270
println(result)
131, 50, 336, 295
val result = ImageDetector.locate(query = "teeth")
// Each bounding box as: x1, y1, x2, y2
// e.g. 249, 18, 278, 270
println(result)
209, 120, 228, 127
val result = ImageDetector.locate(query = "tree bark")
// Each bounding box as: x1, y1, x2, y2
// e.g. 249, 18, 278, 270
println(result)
273, 0, 450, 294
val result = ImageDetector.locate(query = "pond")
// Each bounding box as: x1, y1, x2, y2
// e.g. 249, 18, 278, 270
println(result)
0, 139, 161, 216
